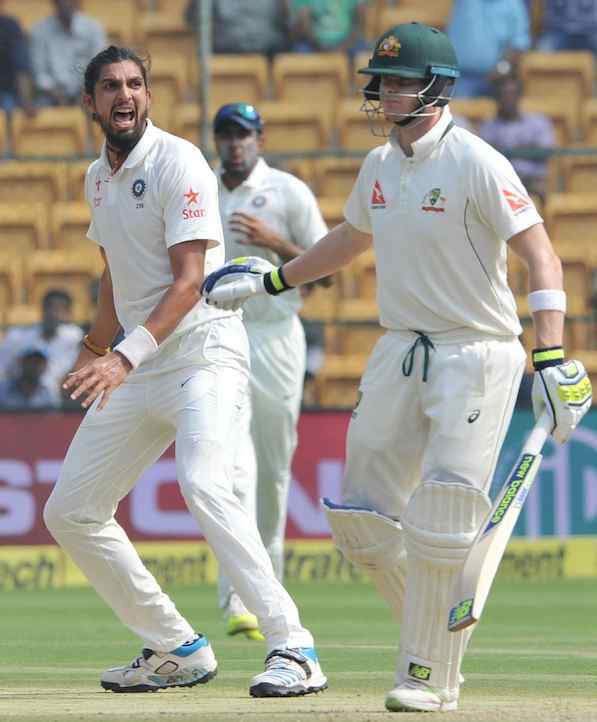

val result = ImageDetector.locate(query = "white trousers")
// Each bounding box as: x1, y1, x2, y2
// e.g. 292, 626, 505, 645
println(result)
343, 330, 527, 516
44, 317, 313, 653
218, 315, 306, 613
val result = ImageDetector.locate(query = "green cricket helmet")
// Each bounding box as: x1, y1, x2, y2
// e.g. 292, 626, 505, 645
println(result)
360, 22, 460, 123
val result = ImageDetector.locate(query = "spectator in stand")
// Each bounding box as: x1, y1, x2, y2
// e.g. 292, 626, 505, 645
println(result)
291, 0, 369, 59
478, 74, 555, 198
184, 0, 291, 58
447, 0, 531, 97
30, 0, 106, 106
0, 289, 83, 404
0, 349, 59, 410
536, 0, 597, 54
0, 1, 36, 117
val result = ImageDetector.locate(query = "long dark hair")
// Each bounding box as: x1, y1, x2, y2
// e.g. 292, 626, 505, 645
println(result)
84, 46, 151, 97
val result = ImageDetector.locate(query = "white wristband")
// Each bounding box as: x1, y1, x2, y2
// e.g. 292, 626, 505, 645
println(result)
114, 325, 158, 369
528, 289, 566, 313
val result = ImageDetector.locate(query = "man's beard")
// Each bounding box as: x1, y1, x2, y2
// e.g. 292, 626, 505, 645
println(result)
100, 110, 148, 154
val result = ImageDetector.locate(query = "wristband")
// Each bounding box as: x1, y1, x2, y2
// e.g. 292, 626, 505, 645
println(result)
528, 289, 566, 313
114, 325, 158, 369
83, 334, 110, 356
532, 346, 565, 370
263, 265, 293, 296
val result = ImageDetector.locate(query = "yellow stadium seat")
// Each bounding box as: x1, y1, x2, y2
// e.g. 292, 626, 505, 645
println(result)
66, 160, 92, 201
2, 0, 52, 30
25, 251, 103, 324
149, 55, 190, 109
336, 249, 378, 322
544, 193, 597, 245
282, 159, 318, 191
317, 196, 346, 230
0, 253, 24, 314
0, 162, 67, 205
50, 202, 93, 253
0, 111, 6, 156
257, 101, 329, 152
450, 97, 497, 133
519, 51, 594, 120
209, 55, 269, 110
175, 103, 212, 150
0, 203, 50, 251
4, 304, 41, 327
12, 108, 88, 157
377, 1, 454, 33
581, 99, 597, 145
337, 98, 386, 151
330, 321, 384, 356
138, 14, 196, 71
272, 52, 350, 123
299, 281, 339, 322
558, 250, 593, 316
315, 158, 362, 199
559, 155, 597, 193
80, 0, 136, 44
519, 97, 577, 147
313, 353, 368, 408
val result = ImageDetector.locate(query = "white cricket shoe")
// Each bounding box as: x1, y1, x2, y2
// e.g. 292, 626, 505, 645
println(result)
385, 679, 458, 712
101, 634, 217, 693
249, 647, 328, 697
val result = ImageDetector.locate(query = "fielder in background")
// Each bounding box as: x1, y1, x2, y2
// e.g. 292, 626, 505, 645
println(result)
212, 102, 328, 640
43, 45, 327, 699
202, 22, 592, 713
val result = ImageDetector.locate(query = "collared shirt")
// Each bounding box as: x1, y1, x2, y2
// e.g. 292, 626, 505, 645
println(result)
479, 112, 556, 180
0, 323, 83, 401
0, 378, 58, 410
212, 0, 289, 54
218, 157, 327, 323
30, 11, 106, 97
448, 0, 530, 74
543, 0, 597, 34
344, 107, 543, 338
86, 120, 230, 338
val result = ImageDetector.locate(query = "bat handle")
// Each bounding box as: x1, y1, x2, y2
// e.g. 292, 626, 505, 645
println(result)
524, 410, 552, 456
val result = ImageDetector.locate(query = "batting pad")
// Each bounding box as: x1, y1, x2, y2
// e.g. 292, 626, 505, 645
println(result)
398, 482, 491, 692
322, 498, 407, 620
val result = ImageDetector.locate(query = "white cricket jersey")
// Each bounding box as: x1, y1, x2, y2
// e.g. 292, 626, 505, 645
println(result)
344, 107, 543, 338
85, 120, 232, 337
217, 158, 328, 323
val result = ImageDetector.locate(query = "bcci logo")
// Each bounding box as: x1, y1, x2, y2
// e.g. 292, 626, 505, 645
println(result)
131, 178, 146, 199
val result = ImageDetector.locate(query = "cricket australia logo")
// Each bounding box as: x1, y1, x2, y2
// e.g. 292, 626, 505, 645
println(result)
376, 35, 401, 57
131, 178, 146, 199
421, 187, 446, 213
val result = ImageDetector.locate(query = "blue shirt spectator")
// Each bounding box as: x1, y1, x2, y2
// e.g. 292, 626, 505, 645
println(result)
0, 11, 35, 116
448, 0, 531, 97
0, 349, 59, 410
536, 0, 597, 54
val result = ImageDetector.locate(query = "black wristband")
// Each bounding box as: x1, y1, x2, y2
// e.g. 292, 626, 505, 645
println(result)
532, 346, 565, 371
263, 266, 294, 296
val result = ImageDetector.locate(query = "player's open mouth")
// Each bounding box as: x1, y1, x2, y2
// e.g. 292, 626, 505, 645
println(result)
111, 108, 136, 130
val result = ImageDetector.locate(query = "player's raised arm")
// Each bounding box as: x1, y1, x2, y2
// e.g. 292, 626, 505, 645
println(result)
509, 223, 592, 443
202, 221, 371, 310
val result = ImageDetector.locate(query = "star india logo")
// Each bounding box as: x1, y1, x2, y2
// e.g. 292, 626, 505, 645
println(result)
182, 187, 205, 219
376, 35, 401, 57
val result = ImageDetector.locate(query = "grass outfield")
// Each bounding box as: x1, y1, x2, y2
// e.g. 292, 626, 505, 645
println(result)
1, 579, 596, 722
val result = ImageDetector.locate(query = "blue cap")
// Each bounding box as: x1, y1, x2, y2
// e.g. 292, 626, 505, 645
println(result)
213, 103, 263, 133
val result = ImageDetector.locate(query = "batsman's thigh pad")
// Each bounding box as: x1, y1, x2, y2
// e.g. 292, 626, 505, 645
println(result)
322, 498, 407, 619
398, 481, 491, 691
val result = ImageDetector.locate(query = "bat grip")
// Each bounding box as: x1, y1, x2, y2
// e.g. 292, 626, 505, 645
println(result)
524, 410, 552, 456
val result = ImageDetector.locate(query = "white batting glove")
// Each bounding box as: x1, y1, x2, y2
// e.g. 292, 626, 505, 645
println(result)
531, 347, 592, 444
201, 256, 293, 310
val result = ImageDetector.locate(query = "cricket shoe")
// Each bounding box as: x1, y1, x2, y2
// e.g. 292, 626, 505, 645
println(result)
249, 647, 327, 697
101, 633, 217, 693
385, 679, 458, 712
227, 613, 265, 641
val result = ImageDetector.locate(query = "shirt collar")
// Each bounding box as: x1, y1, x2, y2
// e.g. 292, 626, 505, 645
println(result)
100, 119, 158, 173
218, 157, 269, 191
390, 107, 454, 161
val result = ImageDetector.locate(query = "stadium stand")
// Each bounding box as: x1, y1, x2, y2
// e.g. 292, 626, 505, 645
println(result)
50, 202, 92, 253
80, 0, 137, 45
0, 202, 50, 251
0, 162, 67, 205
11, 108, 88, 158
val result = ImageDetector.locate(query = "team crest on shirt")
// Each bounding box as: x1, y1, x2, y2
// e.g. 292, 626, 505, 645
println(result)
502, 188, 531, 215
371, 180, 386, 208
131, 178, 146, 199
421, 187, 446, 213
252, 195, 266, 208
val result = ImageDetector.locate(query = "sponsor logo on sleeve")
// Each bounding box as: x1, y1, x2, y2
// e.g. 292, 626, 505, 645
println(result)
421, 187, 446, 212
182, 186, 206, 219
371, 180, 386, 208
502, 188, 531, 215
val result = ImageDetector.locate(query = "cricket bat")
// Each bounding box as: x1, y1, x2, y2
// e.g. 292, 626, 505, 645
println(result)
447, 411, 552, 632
